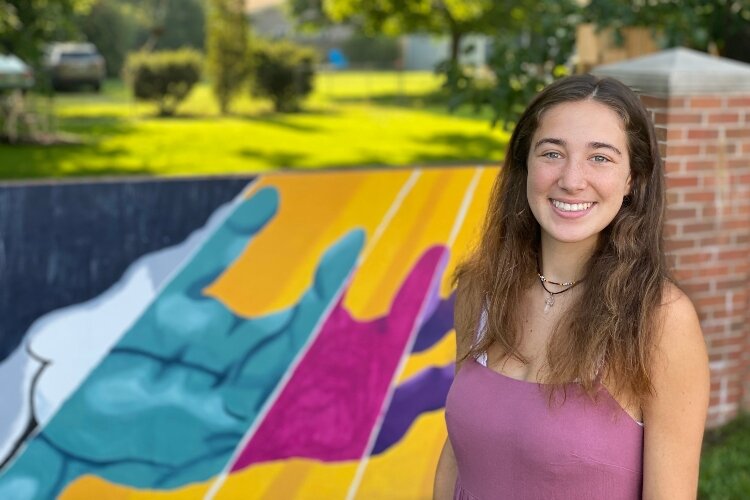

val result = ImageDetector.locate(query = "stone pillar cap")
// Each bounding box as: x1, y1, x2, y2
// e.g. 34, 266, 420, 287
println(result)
591, 47, 750, 95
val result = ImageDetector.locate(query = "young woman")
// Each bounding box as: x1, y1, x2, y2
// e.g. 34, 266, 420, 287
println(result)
433, 74, 709, 499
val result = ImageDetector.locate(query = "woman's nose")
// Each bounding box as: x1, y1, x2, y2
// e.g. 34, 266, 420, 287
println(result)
557, 159, 587, 192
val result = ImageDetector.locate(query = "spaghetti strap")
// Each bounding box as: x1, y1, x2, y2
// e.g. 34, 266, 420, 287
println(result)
473, 307, 489, 366
474, 306, 488, 344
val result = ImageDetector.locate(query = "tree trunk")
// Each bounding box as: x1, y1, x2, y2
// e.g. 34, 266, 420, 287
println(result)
449, 29, 462, 67
439, 4, 463, 68
140, 0, 169, 52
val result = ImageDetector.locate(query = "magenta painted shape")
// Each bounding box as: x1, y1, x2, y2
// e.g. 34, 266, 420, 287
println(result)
230, 246, 448, 471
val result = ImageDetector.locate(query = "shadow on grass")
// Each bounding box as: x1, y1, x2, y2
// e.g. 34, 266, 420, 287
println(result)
237, 147, 308, 168
328, 91, 508, 125
56, 114, 137, 137
0, 141, 153, 180
239, 116, 320, 133
238, 130, 506, 170
234, 107, 340, 132
2, 97, 507, 180
412, 132, 507, 164
4, 115, 154, 178
327, 90, 446, 107
124, 108, 339, 133
249, 106, 340, 118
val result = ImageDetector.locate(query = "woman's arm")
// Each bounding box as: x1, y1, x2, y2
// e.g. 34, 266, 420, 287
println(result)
433, 437, 457, 500
642, 285, 710, 499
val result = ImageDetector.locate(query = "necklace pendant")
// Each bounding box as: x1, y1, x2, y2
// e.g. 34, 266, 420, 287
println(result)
544, 293, 554, 313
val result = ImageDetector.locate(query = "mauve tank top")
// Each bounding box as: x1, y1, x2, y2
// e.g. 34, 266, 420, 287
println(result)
445, 356, 644, 499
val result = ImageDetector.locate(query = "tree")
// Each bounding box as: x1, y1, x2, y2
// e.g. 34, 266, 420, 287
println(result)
134, 0, 205, 53
156, 0, 205, 52
586, 0, 750, 63
79, 0, 142, 77
303, 0, 506, 68
205, 0, 249, 114
78, 0, 206, 78
441, 0, 580, 128
287, 0, 331, 31
290, 0, 582, 127
0, 0, 93, 64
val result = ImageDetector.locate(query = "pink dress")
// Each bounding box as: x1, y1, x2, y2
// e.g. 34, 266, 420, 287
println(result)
445, 357, 644, 499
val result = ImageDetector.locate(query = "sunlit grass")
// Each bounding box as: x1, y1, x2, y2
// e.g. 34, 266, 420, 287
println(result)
699, 413, 750, 498
0, 71, 507, 180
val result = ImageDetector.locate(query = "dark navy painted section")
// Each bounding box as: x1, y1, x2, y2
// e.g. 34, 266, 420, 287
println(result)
0, 176, 255, 363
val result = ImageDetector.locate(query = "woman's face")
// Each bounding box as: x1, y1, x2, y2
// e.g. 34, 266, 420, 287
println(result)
526, 99, 632, 249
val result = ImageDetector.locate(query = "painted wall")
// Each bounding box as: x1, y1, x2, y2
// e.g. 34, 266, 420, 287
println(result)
0, 167, 495, 499
0, 177, 253, 362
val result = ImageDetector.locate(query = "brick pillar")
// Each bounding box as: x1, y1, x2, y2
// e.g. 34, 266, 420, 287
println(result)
594, 48, 750, 428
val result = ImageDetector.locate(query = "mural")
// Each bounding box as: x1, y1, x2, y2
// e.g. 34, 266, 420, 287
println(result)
0, 177, 251, 478
0, 166, 497, 499
0, 177, 253, 362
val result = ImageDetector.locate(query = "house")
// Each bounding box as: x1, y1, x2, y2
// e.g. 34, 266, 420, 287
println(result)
244, 0, 489, 70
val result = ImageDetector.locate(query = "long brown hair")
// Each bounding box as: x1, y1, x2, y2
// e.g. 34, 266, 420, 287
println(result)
453, 74, 668, 404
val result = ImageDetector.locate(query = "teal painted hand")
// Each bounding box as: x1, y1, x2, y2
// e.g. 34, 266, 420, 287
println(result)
0, 186, 365, 498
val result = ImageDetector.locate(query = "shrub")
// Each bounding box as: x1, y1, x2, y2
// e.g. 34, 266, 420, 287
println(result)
251, 40, 316, 113
125, 49, 202, 116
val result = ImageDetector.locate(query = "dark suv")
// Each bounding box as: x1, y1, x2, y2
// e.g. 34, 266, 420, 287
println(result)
45, 42, 105, 92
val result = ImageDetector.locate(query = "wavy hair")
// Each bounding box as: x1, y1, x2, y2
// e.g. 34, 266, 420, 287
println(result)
453, 74, 668, 404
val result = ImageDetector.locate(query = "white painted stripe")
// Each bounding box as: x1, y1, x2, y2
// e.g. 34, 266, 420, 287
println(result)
357, 169, 421, 265
447, 167, 484, 248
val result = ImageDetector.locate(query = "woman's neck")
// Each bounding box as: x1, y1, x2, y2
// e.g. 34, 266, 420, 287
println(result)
539, 234, 596, 283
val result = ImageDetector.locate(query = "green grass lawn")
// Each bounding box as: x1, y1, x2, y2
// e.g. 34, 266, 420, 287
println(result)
700, 413, 750, 499
0, 71, 507, 180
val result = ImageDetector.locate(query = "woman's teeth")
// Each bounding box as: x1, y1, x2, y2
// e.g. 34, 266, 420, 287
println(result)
551, 200, 593, 212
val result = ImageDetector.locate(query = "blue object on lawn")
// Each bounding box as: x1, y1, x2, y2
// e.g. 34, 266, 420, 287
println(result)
328, 48, 348, 69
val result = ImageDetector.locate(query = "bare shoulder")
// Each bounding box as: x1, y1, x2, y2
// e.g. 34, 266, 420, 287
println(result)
651, 283, 709, 402
655, 282, 705, 358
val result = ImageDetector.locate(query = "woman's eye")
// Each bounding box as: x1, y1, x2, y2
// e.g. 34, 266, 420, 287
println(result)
592, 155, 610, 163
543, 152, 562, 159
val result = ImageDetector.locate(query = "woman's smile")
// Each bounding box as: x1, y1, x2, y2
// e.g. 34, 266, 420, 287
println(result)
549, 199, 596, 218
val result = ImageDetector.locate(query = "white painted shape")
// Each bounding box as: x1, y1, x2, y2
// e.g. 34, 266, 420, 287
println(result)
0, 192, 245, 465
29, 264, 157, 425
